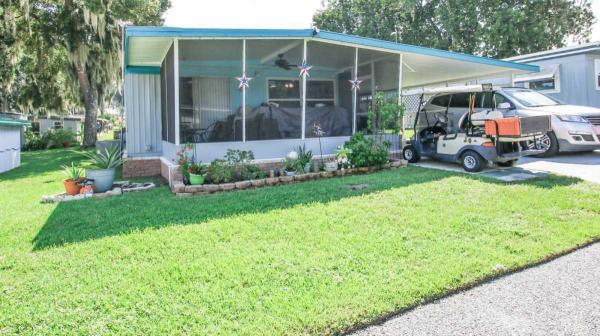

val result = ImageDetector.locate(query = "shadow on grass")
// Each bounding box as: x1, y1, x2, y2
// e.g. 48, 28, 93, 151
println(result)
32, 166, 582, 251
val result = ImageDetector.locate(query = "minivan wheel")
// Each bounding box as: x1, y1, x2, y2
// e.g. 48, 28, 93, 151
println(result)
530, 131, 559, 157
403, 145, 420, 163
460, 150, 484, 172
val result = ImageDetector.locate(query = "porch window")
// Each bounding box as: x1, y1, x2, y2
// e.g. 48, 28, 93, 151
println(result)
267, 79, 301, 107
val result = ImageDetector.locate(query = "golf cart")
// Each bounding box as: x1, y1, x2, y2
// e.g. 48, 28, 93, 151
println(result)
402, 84, 552, 172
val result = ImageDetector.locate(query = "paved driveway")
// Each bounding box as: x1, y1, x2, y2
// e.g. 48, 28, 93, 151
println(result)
517, 151, 600, 184
414, 151, 600, 183
350, 242, 600, 336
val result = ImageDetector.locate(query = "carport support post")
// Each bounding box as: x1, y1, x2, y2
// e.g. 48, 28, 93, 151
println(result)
174, 38, 180, 145
301, 39, 307, 140
398, 53, 404, 136
242, 39, 246, 143
352, 47, 358, 134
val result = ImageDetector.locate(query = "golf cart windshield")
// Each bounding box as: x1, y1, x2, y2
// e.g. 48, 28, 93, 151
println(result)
504, 89, 561, 107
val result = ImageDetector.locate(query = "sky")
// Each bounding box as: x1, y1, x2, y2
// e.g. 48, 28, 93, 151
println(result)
164, 0, 600, 45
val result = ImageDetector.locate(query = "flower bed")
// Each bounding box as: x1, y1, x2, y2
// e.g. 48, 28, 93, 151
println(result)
171, 160, 407, 196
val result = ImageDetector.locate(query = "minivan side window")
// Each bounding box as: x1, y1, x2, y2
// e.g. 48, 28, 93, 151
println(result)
449, 93, 471, 108
430, 94, 450, 108
494, 93, 512, 108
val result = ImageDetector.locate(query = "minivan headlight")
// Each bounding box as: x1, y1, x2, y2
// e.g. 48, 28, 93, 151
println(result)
557, 115, 588, 123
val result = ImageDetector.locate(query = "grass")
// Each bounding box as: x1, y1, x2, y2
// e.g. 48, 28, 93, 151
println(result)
1, 149, 599, 335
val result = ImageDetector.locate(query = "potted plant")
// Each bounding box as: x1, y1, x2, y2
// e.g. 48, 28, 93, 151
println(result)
188, 163, 206, 185
335, 145, 353, 170
80, 145, 123, 192
61, 162, 85, 195
283, 158, 298, 176
297, 144, 313, 173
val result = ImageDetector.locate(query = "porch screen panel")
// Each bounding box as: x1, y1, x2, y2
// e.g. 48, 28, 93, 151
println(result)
178, 40, 242, 143
304, 41, 353, 138
245, 39, 304, 140
160, 43, 176, 143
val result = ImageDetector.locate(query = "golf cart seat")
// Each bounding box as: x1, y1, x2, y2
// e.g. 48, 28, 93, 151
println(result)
459, 110, 504, 127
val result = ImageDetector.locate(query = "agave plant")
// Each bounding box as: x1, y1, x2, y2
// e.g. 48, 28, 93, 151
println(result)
61, 162, 85, 181
80, 145, 123, 169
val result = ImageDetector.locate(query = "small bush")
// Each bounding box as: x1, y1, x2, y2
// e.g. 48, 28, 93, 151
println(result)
43, 129, 77, 149
206, 160, 233, 184
23, 130, 47, 151
345, 132, 390, 167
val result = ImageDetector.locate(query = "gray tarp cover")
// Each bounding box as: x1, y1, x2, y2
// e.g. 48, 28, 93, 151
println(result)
247, 105, 351, 138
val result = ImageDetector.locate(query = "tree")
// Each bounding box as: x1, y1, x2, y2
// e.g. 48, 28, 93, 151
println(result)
313, 0, 595, 58
1, 0, 170, 146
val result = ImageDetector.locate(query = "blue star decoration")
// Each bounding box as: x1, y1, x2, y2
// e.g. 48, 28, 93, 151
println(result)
298, 60, 313, 78
236, 73, 252, 89
349, 78, 363, 91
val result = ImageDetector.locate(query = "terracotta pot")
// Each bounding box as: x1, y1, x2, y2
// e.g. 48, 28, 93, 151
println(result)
63, 179, 82, 196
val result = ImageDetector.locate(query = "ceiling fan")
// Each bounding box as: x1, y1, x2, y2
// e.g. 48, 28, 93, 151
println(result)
274, 54, 296, 70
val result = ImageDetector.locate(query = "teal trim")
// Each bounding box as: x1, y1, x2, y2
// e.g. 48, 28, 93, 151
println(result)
0, 117, 30, 127
123, 26, 539, 73
126, 66, 161, 74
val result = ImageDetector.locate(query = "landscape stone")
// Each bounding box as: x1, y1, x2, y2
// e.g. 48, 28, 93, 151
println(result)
235, 181, 251, 189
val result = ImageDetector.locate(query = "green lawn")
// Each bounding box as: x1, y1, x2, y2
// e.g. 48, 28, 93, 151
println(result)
1, 149, 599, 335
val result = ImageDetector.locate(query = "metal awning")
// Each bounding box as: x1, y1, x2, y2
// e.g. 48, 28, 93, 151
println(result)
514, 64, 559, 83
123, 27, 540, 88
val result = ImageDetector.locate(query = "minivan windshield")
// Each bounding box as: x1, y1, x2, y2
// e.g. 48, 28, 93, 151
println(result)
503, 89, 561, 107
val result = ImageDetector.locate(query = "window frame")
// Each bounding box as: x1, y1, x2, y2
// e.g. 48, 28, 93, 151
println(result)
522, 65, 561, 94
595, 59, 600, 91
266, 77, 336, 107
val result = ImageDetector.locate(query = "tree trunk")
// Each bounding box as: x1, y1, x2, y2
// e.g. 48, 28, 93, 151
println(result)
75, 62, 98, 147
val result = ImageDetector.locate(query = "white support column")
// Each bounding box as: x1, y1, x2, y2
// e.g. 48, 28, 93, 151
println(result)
510, 72, 516, 87
370, 61, 376, 98
174, 38, 180, 145
242, 39, 246, 143
352, 47, 358, 134
398, 53, 404, 135
301, 39, 307, 139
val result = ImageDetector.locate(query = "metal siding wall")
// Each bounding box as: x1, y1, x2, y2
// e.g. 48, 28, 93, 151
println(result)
125, 73, 163, 157
0, 126, 21, 173
530, 55, 591, 106
585, 54, 600, 107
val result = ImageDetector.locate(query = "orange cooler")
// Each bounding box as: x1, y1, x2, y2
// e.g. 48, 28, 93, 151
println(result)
484, 117, 521, 137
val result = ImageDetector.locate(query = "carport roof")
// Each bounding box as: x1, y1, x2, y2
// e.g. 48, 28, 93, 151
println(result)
124, 26, 539, 87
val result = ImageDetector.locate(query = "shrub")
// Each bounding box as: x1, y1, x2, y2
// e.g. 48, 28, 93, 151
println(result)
206, 160, 232, 184
44, 129, 77, 149
23, 130, 47, 151
344, 132, 390, 167
241, 164, 267, 180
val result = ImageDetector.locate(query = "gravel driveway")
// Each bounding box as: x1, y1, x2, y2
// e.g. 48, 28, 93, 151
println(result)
350, 242, 600, 336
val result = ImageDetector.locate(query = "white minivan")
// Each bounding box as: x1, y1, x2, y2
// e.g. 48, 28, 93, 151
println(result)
423, 87, 600, 156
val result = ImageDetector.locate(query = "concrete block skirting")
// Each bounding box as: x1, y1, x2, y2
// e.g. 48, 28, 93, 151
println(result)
123, 157, 161, 178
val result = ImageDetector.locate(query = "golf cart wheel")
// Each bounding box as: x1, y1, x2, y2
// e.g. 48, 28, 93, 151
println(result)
497, 160, 517, 167
460, 150, 484, 173
403, 145, 420, 163
530, 131, 559, 157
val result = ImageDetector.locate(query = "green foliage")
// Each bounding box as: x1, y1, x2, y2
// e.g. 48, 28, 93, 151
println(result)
345, 132, 390, 167
188, 163, 206, 175
23, 130, 46, 151
206, 159, 233, 184
367, 91, 405, 135
60, 162, 85, 181
283, 158, 303, 173
241, 164, 267, 180
45, 129, 78, 149
79, 145, 123, 169
296, 144, 313, 168
313, 0, 594, 58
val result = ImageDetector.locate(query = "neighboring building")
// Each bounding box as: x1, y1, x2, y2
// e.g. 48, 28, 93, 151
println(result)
38, 116, 83, 135
122, 26, 538, 180
0, 116, 30, 174
506, 42, 600, 107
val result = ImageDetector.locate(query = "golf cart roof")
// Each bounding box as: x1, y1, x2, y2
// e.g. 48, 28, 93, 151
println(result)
409, 84, 502, 96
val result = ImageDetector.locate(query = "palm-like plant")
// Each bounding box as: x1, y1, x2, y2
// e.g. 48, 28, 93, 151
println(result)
61, 162, 85, 181
80, 145, 123, 169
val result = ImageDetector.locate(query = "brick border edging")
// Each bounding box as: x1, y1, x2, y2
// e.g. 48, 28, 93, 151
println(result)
171, 160, 408, 196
